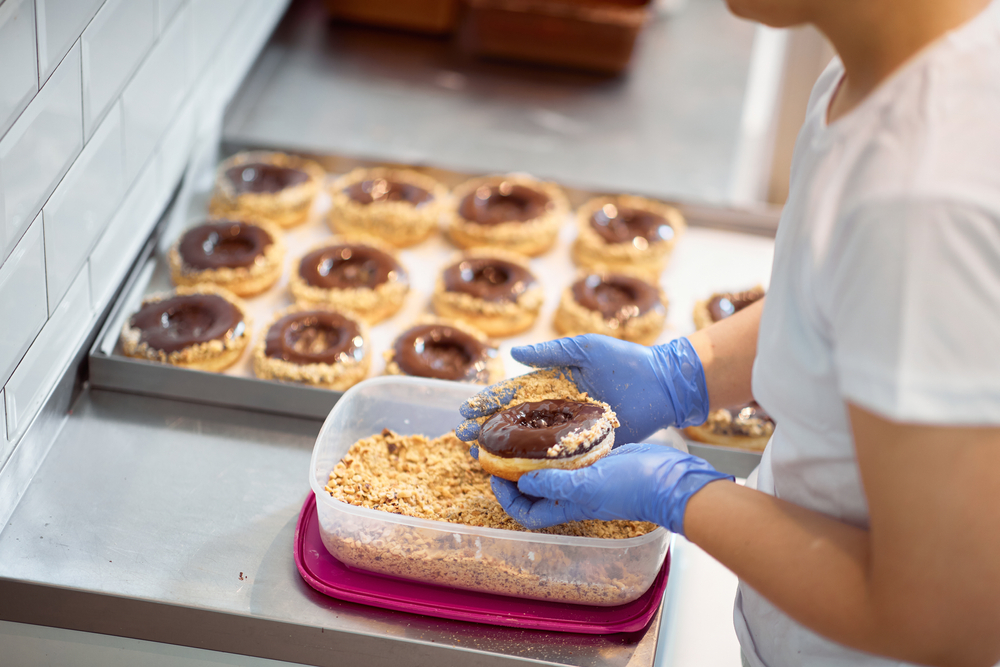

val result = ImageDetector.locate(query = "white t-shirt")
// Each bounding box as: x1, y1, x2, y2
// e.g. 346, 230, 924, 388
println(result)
735, 3, 1000, 665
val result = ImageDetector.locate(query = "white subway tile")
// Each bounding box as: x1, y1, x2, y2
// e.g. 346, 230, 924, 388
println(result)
0, 0, 38, 138
34, 0, 105, 84
5, 261, 92, 442
82, 0, 157, 139
90, 151, 163, 309
43, 103, 125, 314
0, 214, 47, 388
1, 388, 7, 465
191, 0, 242, 73
122, 3, 193, 185
158, 0, 184, 34
159, 98, 196, 192
0, 42, 83, 264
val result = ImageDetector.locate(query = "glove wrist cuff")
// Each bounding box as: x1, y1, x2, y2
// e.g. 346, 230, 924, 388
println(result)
651, 338, 710, 429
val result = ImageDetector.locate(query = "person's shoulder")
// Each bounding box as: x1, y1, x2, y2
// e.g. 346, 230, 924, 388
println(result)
842, 19, 1000, 209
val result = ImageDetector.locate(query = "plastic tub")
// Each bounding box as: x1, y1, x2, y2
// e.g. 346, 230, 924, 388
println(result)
310, 376, 670, 606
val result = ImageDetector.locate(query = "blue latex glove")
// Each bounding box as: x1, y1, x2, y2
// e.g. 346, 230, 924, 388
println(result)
456, 334, 709, 445
490, 442, 733, 535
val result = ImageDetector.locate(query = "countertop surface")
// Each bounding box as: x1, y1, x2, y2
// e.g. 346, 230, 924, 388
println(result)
0, 0, 762, 664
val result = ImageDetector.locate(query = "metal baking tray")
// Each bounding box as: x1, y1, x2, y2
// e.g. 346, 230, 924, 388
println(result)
89, 146, 777, 476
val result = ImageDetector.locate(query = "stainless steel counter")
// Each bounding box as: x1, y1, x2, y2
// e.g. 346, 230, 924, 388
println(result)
0, 389, 660, 666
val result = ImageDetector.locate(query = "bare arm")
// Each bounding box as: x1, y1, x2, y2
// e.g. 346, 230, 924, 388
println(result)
687, 298, 764, 410
684, 405, 1000, 667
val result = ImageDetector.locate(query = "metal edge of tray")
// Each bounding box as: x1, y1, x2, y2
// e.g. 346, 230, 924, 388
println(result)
87, 216, 344, 422
684, 440, 761, 479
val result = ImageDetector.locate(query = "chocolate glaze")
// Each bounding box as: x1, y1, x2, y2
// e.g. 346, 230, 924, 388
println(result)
130, 294, 244, 354
707, 286, 765, 322
178, 221, 272, 270
711, 402, 775, 437
226, 162, 309, 194
264, 310, 364, 365
344, 178, 433, 207
459, 182, 551, 225
590, 204, 674, 245
479, 399, 607, 459
393, 324, 492, 382
299, 244, 405, 290
442, 257, 536, 303
572, 274, 660, 323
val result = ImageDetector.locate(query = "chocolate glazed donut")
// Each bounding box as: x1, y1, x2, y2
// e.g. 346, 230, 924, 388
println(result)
178, 221, 272, 270
707, 286, 765, 322
299, 244, 404, 290
476, 399, 617, 482
480, 400, 608, 459
459, 182, 552, 225
130, 293, 245, 354
392, 324, 493, 382
264, 310, 364, 365
345, 178, 434, 207
226, 162, 309, 194
442, 257, 536, 302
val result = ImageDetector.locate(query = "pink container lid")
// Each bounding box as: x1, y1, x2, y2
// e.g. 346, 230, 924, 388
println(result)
294, 494, 670, 634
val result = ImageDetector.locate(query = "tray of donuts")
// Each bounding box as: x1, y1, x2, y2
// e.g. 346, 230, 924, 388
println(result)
89, 146, 779, 434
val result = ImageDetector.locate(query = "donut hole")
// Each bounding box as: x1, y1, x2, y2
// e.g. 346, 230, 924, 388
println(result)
159, 304, 219, 339
318, 249, 383, 288
517, 406, 576, 430
460, 262, 511, 288
285, 320, 344, 356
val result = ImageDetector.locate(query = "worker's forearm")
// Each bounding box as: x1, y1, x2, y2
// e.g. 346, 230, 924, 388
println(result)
683, 481, 887, 654
687, 298, 763, 410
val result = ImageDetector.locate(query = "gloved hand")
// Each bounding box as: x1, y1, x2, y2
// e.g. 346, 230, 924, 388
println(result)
456, 334, 709, 445
490, 442, 733, 535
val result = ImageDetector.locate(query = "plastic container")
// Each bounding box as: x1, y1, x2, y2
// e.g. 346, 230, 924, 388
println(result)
323, 0, 460, 35
459, 0, 653, 75
310, 376, 670, 607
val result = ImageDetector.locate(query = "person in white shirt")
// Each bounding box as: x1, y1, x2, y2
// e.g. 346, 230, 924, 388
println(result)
457, 0, 1000, 665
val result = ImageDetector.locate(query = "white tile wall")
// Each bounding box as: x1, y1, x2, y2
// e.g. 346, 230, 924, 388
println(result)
82, 0, 158, 139
0, 214, 47, 388
43, 103, 125, 313
0, 42, 82, 263
0, 0, 292, 523
122, 3, 193, 185
34, 0, 104, 84
0, 389, 7, 465
191, 0, 242, 72
0, 0, 37, 138
4, 263, 93, 442
158, 0, 184, 33
89, 152, 163, 308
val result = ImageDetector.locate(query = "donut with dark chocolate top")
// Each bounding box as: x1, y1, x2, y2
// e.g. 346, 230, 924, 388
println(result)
329, 168, 448, 247
447, 175, 569, 257
253, 306, 370, 390
384, 319, 503, 384
572, 195, 686, 280
209, 151, 325, 229
476, 398, 617, 482
120, 286, 251, 371
554, 273, 667, 345
169, 220, 285, 297
290, 238, 409, 324
684, 401, 775, 452
432, 250, 544, 337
